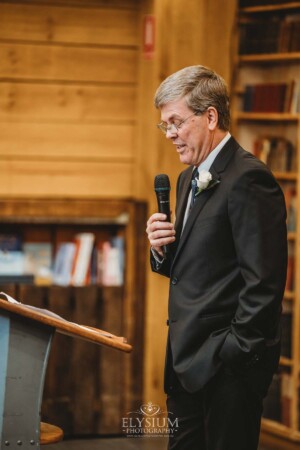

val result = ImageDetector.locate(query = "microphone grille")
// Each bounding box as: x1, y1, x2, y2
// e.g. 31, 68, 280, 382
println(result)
154, 174, 170, 191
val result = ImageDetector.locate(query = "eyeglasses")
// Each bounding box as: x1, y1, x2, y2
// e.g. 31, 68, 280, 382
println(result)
157, 112, 198, 135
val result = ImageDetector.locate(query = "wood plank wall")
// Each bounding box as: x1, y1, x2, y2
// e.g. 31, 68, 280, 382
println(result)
0, 0, 139, 197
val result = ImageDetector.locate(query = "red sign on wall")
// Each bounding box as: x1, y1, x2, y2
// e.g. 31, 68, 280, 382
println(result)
143, 15, 155, 60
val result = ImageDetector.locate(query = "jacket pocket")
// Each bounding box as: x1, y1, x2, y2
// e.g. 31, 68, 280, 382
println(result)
198, 310, 236, 320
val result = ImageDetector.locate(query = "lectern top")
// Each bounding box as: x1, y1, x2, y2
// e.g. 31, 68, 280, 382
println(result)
0, 294, 132, 353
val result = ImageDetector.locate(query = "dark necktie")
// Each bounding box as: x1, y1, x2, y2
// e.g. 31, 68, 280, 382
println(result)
190, 167, 198, 210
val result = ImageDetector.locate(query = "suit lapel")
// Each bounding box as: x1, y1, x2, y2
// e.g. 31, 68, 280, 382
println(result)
174, 177, 220, 261
172, 137, 239, 268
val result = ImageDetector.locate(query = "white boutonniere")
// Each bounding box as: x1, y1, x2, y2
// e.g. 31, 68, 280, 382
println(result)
195, 170, 220, 197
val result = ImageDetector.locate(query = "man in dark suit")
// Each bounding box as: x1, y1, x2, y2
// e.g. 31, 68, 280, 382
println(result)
146, 65, 287, 450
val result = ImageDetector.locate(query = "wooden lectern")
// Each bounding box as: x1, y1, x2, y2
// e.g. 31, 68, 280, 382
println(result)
0, 295, 132, 449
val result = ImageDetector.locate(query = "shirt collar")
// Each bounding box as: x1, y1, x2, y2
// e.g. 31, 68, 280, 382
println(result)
195, 132, 231, 174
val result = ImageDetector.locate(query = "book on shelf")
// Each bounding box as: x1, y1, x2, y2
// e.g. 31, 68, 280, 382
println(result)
286, 241, 295, 292
90, 245, 98, 285
281, 373, 293, 427
0, 250, 25, 276
111, 236, 125, 279
286, 80, 300, 114
53, 236, 95, 287
0, 235, 53, 285
71, 233, 95, 286
52, 242, 76, 286
23, 242, 53, 285
239, 16, 281, 55
243, 81, 300, 114
96, 236, 124, 287
0, 234, 22, 252
282, 183, 297, 233
281, 301, 292, 359
278, 15, 300, 53
253, 137, 296, 172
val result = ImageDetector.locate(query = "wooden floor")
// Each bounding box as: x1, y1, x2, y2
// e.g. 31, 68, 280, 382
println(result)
43, 435, 294, 450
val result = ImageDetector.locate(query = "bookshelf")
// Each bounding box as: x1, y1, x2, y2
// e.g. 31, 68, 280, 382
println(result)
232, 0, 300, 442
0, 197, 147, 436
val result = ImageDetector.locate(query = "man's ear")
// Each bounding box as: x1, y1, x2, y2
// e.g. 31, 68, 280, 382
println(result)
207, 107, 218, 130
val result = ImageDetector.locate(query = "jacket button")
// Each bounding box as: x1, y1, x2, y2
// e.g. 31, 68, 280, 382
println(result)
166, 319, 169, 326
171, 277, 178, 285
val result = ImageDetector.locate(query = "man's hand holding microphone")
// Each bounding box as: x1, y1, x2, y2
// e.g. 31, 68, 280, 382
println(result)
146, 174, 176, 259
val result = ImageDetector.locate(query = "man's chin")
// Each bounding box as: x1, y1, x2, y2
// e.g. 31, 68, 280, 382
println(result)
179, 154, 193, 166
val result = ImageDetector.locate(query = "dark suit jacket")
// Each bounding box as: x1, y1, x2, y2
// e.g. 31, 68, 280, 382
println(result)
151, 137, 287, 393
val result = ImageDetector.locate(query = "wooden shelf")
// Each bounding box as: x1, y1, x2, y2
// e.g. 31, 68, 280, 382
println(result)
241, 2, 300, 14
239, 53, 300, 64
261, 418, 294, 439
284, 290, 296, 300
260, 429, 300, 449
273, 172, 298, 181
293, 432, 300, 441
280, 356, 293, 367
235, 112, 300, 122
288, 232, 297, 241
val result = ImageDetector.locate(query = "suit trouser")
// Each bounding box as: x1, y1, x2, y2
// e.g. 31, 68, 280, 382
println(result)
166, 345, 280, 450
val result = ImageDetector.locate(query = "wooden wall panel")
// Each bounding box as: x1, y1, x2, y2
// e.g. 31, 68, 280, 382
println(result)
0, 0, 139, 199
0, 44, 137, 83
0, 4, 138, 46
0, 83, 135, 122
0, 160, 132, 197
0, 123, 134, 160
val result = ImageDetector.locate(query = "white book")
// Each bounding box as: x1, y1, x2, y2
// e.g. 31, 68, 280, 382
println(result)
53, 242, 76, 286
101, 242, 123, 286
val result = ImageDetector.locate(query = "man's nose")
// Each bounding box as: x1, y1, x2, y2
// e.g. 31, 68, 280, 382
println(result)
166, 125, 177, 139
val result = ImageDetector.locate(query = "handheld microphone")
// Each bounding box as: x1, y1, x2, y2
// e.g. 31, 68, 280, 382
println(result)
154, 174, 171, 258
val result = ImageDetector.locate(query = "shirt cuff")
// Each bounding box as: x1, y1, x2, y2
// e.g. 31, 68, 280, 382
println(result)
151, 247, 164, 266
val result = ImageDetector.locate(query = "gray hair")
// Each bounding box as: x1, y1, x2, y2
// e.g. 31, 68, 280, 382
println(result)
154, 65, 230, 131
